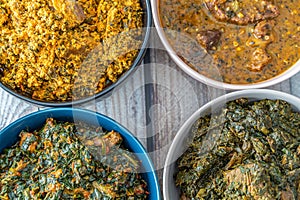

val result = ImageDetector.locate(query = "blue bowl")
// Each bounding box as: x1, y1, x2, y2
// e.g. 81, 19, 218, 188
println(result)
0, 108, 161, 200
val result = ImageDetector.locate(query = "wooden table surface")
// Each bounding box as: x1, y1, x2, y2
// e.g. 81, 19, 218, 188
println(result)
1, 29, 300, 193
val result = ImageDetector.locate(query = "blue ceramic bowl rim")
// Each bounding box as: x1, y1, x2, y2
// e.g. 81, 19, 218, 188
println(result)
0, 108, 161, 200
0, 0, 152, 107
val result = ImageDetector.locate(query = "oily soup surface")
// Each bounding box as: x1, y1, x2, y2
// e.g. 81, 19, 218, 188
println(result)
159, 0, 300, 84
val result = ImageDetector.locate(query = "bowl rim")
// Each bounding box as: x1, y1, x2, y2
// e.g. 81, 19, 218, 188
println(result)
0, 0, 153, 107
163, 89, 300, 200
0, 107, 161, 200
151, 0, 300, 90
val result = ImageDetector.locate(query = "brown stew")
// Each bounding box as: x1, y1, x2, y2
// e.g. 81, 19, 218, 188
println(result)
159, 0, 300, 84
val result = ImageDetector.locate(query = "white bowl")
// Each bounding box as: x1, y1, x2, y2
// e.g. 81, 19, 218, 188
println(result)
163, 89, 300, 200
151, 0, 300, 90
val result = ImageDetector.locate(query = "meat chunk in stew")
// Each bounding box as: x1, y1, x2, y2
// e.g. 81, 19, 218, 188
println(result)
196, 29, 222, 51
253, 20, 275, 40
248, 48, 271, 71
204, 0, 279, 25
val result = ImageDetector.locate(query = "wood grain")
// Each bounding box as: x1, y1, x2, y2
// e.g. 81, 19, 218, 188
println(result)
147, 46, 227, 183
291, 72, 300, 97
0, 89, 38, 130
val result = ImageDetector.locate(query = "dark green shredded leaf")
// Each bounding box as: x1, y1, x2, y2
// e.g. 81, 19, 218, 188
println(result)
176, 98, 300, 200
0, 118, 148, 199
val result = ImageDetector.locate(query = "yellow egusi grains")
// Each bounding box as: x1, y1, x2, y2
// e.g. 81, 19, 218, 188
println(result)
0, 0, 143, 101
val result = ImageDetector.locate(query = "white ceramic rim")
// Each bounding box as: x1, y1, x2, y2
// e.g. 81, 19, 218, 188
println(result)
163, 89, 300, 199
151, 0, 300, 90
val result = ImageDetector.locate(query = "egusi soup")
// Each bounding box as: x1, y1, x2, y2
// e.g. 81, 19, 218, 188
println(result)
159, 0, 300, 84
0, 0, 143, 101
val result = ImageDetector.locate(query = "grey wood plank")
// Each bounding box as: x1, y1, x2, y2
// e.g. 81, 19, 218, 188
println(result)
0, 89, 39, 130
147, 49, 223, 183
267, 79, 291, 94
291, 71, 300, 98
